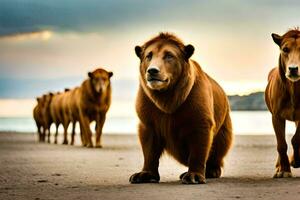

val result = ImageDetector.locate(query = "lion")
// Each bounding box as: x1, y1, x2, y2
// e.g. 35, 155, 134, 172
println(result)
129, 33, 233, 184
265, 28, 300, 178
33, 96, 45, 142
41, 93, 54, 143
49, 92, 66, 144
70, 68, 113, 148
60, 88, 77, 145
64, 87, 80, 145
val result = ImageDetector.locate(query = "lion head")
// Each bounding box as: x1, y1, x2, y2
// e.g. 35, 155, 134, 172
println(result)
135, 33, 194, 91
272, 28, 300, 82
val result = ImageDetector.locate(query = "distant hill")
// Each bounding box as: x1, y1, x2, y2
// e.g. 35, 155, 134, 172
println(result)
0, 77, 268, 111
228, 92, 267, 111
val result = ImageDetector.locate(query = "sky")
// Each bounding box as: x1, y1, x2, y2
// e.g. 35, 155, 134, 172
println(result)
1, 0, 300, 101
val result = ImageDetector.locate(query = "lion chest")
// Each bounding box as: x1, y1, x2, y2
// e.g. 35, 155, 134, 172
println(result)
152, 113, 192, 165
278, 103, 300, 121
268, 76, 300, 121
82, 102, 106, 120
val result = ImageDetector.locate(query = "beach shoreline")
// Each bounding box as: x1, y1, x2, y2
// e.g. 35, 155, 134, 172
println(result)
1, 132, 300, 200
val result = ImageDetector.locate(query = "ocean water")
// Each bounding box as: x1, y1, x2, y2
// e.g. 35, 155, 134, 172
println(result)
0, 111, 298, 135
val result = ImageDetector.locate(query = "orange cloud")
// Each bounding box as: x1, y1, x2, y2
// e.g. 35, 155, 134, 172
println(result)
0, 30, 53, 42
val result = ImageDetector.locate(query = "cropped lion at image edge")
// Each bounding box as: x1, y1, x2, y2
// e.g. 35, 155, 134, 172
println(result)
265, 28, 300, 178
130, 33, 233, 184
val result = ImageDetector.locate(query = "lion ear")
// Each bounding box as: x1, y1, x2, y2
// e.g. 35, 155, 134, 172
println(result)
88, 72, 94, 79
108, 71, 113, 78
184, 44, 194, 60
272, 33, 282, 46
36, 97, 41, 103
135, 46, 143, 59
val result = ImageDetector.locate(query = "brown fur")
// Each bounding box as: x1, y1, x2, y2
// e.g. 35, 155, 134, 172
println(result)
44, 90, 77, 145
49, 92, 65, 144
130, 33, 233, 184
60, 89, 75, 145
60, 90, 74, 145
33, 96, 45, 141
41, 93, 54, 143
68, 68, 113, 148
56, 88, 81, 145
63, 87, 81, 145
265, 28, 300, 178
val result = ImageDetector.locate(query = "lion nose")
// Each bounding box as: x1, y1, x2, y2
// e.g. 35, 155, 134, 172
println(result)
289, 66, 298, 75
147, 67, 160, 75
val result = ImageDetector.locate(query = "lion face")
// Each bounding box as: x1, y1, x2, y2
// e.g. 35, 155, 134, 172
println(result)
272, 32, 300, 82
135, 34, 194, 91
88, 68, 113, 94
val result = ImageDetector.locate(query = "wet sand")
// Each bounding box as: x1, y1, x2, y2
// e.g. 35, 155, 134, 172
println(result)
1, 132, 300, 200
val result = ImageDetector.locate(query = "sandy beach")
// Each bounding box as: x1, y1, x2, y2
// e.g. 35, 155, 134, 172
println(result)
1, 132, 300, 200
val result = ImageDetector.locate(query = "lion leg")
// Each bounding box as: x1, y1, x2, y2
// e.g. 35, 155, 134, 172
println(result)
62, 121, 69, 145
62, 124, 69, 144
70, 121, 76, 145
46, 128, 51, 143
272, 116, 292, 178
37, 125, 42, 142
54, 124, 59, 144
41, 126, 46, 142
79, 115, 93, 148
129, 123, 163, 184
180, 121, 214, 184
46, 123, 51, 143
290, 121, 300, 168
95, 113, 106, 148
79, 123, 86, 147
206, 113, 232, 178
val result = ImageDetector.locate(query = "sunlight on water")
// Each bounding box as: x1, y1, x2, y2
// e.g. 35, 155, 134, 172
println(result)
0, 99, 297, 135
0, 111, 297, 135
230, 111, 296, 135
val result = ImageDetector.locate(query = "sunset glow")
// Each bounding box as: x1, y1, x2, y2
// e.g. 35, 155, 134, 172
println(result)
1, 30, 53, 42
0, 0, 299, 108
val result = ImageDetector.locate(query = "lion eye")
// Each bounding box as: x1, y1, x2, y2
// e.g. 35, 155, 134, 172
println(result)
164, 53, 174, 60
283, 47, 290, 53
146, 52, 152, 60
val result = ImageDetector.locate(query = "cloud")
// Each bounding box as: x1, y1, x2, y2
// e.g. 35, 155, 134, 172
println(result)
0, 30, 53, 41
2, 0, 300, 37
1, 0, 300, 97
0, 0, 166, 36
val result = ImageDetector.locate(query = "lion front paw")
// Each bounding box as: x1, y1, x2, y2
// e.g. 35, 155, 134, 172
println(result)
129, 171, 160, 184
206, 167, 222, 178
290, 156, 300, 168
86, 143, 94, 148
181, 172, 206, 184
273, 170, 293, 178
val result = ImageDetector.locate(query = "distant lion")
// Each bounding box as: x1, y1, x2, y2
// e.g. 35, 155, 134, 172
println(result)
130, 33, 233, 184
49, 92, 65, 144
41, 93, 54, 143
64, 87, 80, 145
265, 28, 300, 178
71, 68, 113, 147
33, 96, 45, 141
